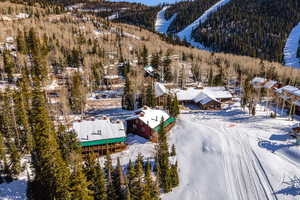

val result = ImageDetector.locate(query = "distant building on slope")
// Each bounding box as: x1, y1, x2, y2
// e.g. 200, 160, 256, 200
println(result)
72, 117, 127, 155
154, 82, 169, 105
126, 106, 176, 142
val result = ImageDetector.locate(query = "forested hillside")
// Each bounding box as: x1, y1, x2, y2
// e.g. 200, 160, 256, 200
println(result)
192, 0, 300, 63
163, 0, 219, 34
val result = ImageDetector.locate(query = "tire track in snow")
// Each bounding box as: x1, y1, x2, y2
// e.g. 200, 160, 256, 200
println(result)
217, 122, 277, 200
176, 0, 231, 50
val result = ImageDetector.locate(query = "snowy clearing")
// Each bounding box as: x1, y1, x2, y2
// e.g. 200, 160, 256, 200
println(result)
177, 0, 231, 50
106, 0, 188, 6
163, 103, 300, 200
283, 22, 300, 69
155, 6, 177, 34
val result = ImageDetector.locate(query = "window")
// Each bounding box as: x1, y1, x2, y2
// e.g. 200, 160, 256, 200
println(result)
141, 127, 145, 132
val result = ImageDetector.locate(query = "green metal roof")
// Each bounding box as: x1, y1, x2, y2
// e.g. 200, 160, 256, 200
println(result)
153, 117, 176, 132
80, 137, 126, 147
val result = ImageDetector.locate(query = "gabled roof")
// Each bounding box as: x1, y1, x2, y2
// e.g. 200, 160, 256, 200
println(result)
264, 80, 277, 89
175, 88, 202, 101
276, 85, 299, 94
193, 92, 220, 105
203, 87, 232, 99
154, 82, 169, 97
127, 106, 170, 129
72, 118, 126, 146
251, 77, 267, 88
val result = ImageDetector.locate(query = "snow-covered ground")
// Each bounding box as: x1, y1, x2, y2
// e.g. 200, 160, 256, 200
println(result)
2, 102, 300, 199
163, 103, 300, 200
177, 0, 231, 50
155, 6, 177, 34
106, 0, 188, 6
283, 22, 300, 69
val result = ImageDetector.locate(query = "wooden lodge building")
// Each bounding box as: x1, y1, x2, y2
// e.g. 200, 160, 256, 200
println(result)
275, 85, 300, 115
103, 75, 122, 86
175, 86, 232, 110
126, 106, 176, 142
72, 117, 127, 156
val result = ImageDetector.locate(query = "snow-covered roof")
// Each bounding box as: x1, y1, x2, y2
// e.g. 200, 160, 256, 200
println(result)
193, 92, 219, 105
127, 106, 170, 129
175, 88, 202, 101
175, 87, 232, 102
154, 82, 169, 97
251, 77, 267, 88
73, 118, 126, 142
203, 87, 232, 99
264, 80, 277, 89
104, 75, 120, 79
144, 65, 154, 73
44, 80, 60, 91
276, 85, 299, 95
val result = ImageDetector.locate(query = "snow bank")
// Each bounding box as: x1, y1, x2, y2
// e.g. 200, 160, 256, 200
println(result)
177, 0, 231, 50
283, 22, 300, 69
155, 6, 177, 34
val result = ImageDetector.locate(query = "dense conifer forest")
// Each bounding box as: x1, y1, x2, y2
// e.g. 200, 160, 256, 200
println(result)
192, 0, 300, 63
163, 0, 219, 34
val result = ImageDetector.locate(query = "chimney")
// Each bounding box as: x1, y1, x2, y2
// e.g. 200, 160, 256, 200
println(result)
140, 112, 145, 117
156, 116, 158, 121
143, 106, 148, 110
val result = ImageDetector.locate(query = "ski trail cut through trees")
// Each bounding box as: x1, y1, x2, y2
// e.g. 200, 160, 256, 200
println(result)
283, 21, 300, 69
155, 6, 177, 34
177, 0, 231, 50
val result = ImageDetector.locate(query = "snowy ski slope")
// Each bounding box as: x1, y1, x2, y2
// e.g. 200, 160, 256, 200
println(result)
284, 22, 300, 69
177, 0, 231, 50
155, 6, 177, 34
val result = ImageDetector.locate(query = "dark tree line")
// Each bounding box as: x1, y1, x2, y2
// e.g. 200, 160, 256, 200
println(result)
192, 0, 300, 63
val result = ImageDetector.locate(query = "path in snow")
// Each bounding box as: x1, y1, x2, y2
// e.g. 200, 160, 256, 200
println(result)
177, 0, 231, 50
163, 105, 300, 200
283, 22, 300, 69
155, 6, 177, 34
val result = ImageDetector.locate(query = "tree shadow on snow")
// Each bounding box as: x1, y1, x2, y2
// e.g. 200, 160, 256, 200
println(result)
275, 177, 300, 196
258, 140, 296, 153
269, 134, 291, 142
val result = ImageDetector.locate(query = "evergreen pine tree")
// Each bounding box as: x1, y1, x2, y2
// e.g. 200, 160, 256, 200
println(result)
104, 153, 117, 200
29, 82, 71, 200
69, 154, 94, 200
156, 118, 172, 192
69, 72, 86, 114
144, 161, 160, 200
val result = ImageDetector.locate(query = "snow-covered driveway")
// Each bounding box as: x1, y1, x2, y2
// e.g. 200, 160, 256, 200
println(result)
164, 106, 300, 200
